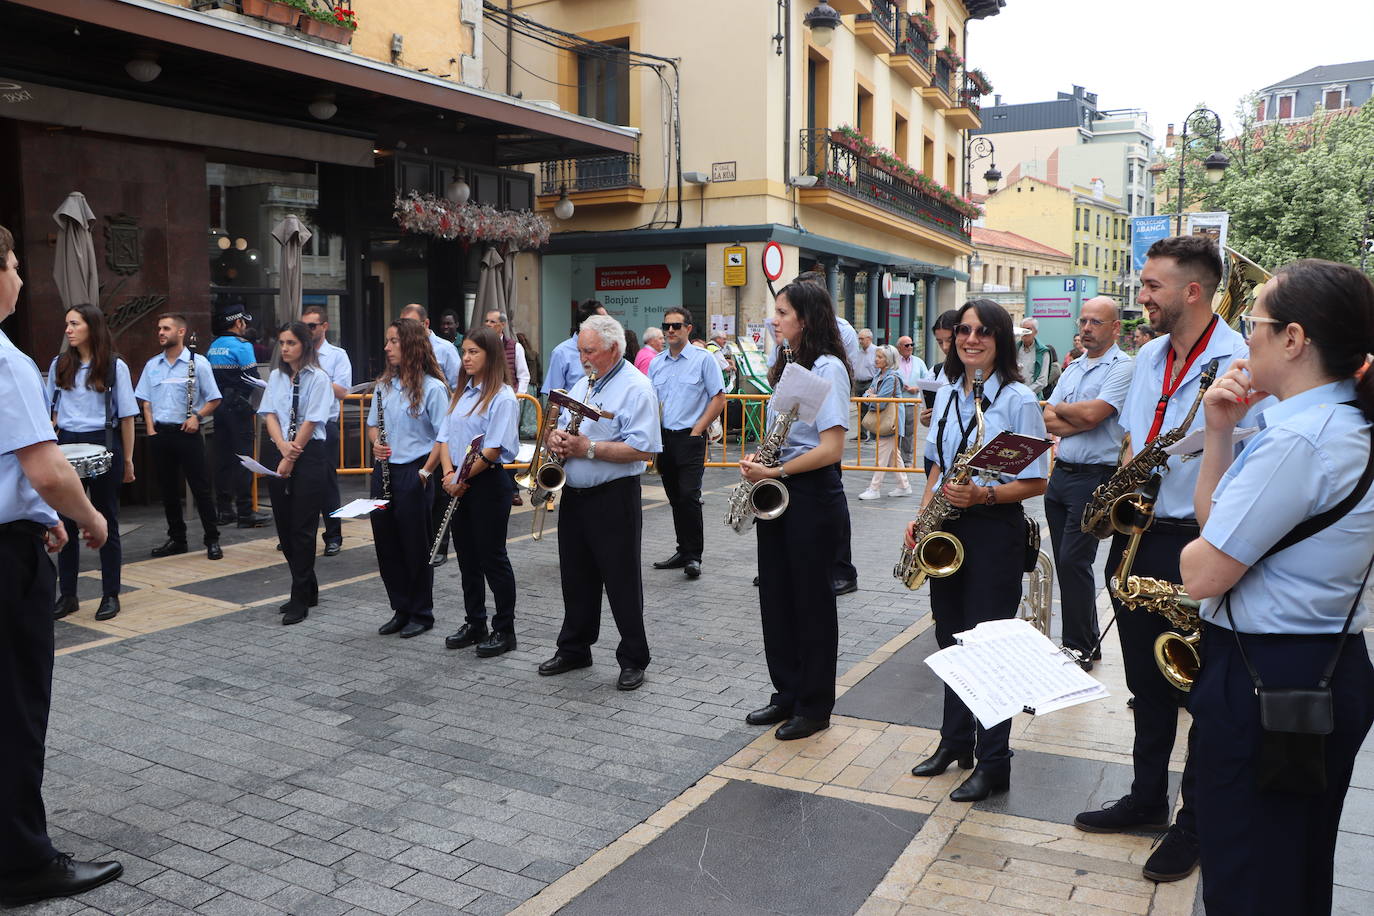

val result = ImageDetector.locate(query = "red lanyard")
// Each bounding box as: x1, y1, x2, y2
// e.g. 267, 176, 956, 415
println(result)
1145, 314, 1218, 443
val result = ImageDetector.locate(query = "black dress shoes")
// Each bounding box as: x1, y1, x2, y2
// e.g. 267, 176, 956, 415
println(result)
281, 604, 308, 625
653, 551, 689, 569
684, 559, 702, 579
910, 746, 974, 777
53, 594, 79, 620
378, 614, 407, 636
950, 768, 1010, 802
94, 595, 120, 621
832, 579, 859, 596
399, 620, 433, 638
538, 654, 592, 676
323, 541, 342, 557
617, 667, 645, 691
475, 632, 516, 658
237, 511, 272, 528
151, 539, 187, 558
206, 542, 223, 561
775, 716, 830, 740
745, 704, 790, 726
0, 853, 123, 908
752, 575, 760, 587
430, 552, 448, 568
217, 509, 237, 526
445, 622, 489, 649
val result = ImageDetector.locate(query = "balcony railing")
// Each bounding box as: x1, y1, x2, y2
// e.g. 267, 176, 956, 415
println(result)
895, 26, 932, 66
539, 153, 641, 196
958, 78, 982, 113
856, 0, 898, 41
798, 128, 971, 240
933, 58, 952, 96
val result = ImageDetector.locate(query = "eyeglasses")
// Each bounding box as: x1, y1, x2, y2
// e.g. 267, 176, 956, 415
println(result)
1240, 314, 1282, 339
661, 322, 686, 331
954, 323, 995, 340
1077, 317, 1108, 328
898, 342, 914, 348
303, 322, 322, 330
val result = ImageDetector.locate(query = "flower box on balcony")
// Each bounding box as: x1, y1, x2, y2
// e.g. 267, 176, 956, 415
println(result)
300, 15, 353, 44
908, 12, 938, 42
936, 47, 965, 70
967, 69, 993, 94
241, 0, 298, 26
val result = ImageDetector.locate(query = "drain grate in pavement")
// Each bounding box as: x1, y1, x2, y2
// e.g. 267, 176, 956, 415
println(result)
559, 779, 925, 916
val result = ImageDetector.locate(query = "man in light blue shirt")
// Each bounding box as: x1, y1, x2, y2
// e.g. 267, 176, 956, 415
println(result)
894, 335, 929, 465
303, 304, 353, 553
647, 306, 726, 579
538, 314, 661, 692
543, 299, 606, 395
1042, 296, 1134, 666
399, 303, 460, 389
134, 314, 225, 559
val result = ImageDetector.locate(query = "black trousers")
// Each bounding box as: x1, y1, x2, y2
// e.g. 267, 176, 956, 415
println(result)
321, 419, 342, 544
555, 476, 650, 669
150, 424, 220, 545
56, 429, 123, 598
370, 458, 434, 624
757, 464, 845, 720
1193, 622, 1374, 916
266, 439, 326, 609
1044, 464, 1114, 654
211, 400, 255, 517
658, 428, 706, 561
1106, 526, 1198, 832
0, 524, 58, 875
449, 467, 517, 634
928, 504, 1025, 772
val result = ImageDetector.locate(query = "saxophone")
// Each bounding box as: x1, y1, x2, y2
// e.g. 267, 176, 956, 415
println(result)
1080, 358, 1220, 539
724, 406, 799, 533
375, 383, 391, 500
893, 370, 986, 591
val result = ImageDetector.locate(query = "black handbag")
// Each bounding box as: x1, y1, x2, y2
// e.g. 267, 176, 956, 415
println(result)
1023, 513, 1040, 573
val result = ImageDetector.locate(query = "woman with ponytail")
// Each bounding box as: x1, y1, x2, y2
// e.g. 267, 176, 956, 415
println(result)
1180, 259, 1374, 916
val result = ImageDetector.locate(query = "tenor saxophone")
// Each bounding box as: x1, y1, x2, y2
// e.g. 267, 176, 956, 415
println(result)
893, 370, 986, 591
1080, 358, 1220, 539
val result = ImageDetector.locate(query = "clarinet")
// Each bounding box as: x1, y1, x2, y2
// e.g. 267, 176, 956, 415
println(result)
376, 383, 391, 499
284, 371, 300, 496
186, 336, 198, 424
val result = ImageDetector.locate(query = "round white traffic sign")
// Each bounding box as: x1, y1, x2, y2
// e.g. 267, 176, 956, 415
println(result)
761, 241, 785, 281
881, 272, 893, 299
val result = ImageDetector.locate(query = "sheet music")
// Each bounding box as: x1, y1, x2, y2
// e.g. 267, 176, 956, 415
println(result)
1164, 426, 1258, 456
330, 498, 390, 519
914, 377, 949, 394
771, 363, 832, 424
240, 373, 268, 390
238, 454, 281, 477
925, 619, 1109, 728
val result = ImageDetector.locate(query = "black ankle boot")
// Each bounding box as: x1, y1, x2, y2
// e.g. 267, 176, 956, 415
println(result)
910, 746, 974, 778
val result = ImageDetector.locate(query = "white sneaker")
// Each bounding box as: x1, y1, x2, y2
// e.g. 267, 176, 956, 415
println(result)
858, 488, 881, 500
889, 487, 913, 498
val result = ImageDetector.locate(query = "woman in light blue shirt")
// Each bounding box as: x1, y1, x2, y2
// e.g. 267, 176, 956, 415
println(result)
909, 299, 1050, 802
258, 321, 332, 625
46, 304, 137, 621
859, 344, 913, 500
1180, 260, 1374, 916
739, 278, 851, 742
426, 328, 521, 658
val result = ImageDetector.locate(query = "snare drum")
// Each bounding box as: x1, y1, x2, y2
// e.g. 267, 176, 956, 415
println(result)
60, 443, 114, 479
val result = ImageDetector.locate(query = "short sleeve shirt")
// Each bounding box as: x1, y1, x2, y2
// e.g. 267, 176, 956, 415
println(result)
0, 330, 60, 526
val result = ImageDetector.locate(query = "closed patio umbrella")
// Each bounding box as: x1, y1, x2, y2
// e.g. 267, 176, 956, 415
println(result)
473, 245, 506, 330
500, 243, 519, 334
52, 191, 99, 310
272, 215, 312, 331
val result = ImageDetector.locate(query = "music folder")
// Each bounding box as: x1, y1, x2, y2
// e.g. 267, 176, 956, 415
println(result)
967, 432, 1053, 477
548, 389, 613, 421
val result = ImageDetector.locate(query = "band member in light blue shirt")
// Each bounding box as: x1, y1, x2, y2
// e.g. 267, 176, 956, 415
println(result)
303, 304, 353, 553
134, 313, 224, 559
648, 306, 725, 579
46, 304, 137, 621
1181, 260, 1374, 916
910, 299, 1048, 802
258, 321, 333, 625
542, 299, 607, 396
398, 303, 460, 389
429, 328, 522, 658
1042, 296, 1134, 664
368, 318, 449, 639
538, 314, 660, 692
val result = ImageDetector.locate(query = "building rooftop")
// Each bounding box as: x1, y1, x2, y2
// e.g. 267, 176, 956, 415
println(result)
972, 227, 1071, 259
1262, 59, 1374, 92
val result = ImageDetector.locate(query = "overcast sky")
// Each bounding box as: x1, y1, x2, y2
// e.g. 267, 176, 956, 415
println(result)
967, 1, 1374, 138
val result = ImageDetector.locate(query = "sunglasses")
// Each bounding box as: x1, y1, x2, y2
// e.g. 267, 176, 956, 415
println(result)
899, 342, 914, 347
303, 322, 322, 330
954, 323, 995, 340
661, 321, 686, 331
1240, 314, 1282, 339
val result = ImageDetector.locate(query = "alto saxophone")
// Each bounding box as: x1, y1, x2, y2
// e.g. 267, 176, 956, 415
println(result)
724, 406, 799, 533
893, 370, 986, 591
1080, 358, 1220, 539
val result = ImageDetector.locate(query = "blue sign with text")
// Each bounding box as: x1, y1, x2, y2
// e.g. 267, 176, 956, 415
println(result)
1132, 216, 1172, 272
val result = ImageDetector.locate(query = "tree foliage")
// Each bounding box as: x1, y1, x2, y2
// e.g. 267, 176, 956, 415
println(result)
1161, 98, 1374, 273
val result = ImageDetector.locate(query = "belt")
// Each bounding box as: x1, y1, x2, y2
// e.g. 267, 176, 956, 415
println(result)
661, 427, 699, 436
1147, 517, 1201, 535
1202, 620, 1361, 642
0, 520, 47, 540
154, 422, 193, 431
1054, 460, 1116, 474
565, 475, 638, 495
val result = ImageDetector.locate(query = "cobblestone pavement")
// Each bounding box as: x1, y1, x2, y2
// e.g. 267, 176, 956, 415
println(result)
18, 453, 1374, 915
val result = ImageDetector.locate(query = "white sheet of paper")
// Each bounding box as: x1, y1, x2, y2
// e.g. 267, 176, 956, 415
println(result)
238, 454, 281, 477
914, 377, 949, 394
240, 373, 268, 390
771, 362, 833, 425
330, 498, 390, 519
1164, 426, 1258, 456
925, 619, 1109, 728
348, 381, 377, 395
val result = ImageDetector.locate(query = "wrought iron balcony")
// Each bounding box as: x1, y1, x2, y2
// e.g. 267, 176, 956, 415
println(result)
798, 128, 971, 242
896, 27, 932, 65
933, 59, 952, 96
539, 153, 640, 196
959, 78, 982, 114
857, 0, 898, 39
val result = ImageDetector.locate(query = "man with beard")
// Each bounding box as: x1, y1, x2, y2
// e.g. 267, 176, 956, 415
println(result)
302, 304, 353, 555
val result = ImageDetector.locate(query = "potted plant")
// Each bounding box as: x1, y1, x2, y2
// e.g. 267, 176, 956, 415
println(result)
935, 46, 965, 71
908, 11, 938, 42
967, 68, 993, 94
830, 124, 864, 152
241, 0, 299, 26
293, 1, 357, 42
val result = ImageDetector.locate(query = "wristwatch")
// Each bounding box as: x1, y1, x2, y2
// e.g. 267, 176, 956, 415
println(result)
586, 441, 597, 461
983, 485, 997, 506
418, 469, 432, 480
778, 466, 789, 479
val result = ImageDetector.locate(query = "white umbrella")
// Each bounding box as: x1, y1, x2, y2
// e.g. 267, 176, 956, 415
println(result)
52, 191, 99, 309
272, 215, 312, 331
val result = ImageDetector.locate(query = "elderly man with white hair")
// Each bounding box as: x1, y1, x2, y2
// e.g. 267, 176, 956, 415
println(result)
634, 325, 664, 374
537, 314, 663, 692
1017, 317, 1052, 398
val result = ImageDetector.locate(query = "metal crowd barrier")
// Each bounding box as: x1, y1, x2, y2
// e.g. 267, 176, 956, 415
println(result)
336, 392, 544, 475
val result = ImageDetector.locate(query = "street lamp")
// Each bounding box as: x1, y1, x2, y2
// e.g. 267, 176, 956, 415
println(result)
1174, 107, 1230, 233
964, 135, 1000, 197
774, 1, 842, 54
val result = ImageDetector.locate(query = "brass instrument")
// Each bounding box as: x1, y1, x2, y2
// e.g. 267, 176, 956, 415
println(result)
1019, 549, 1055, 636
428, 435, 484, 566
524, 380, 614, 541
517, 388, 564, 525
1107, 473, 1202, 691
723, 406, 799, 533
893, 370, 986, 590
1081, 358, 1220, 539
375, 384, 391, 500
